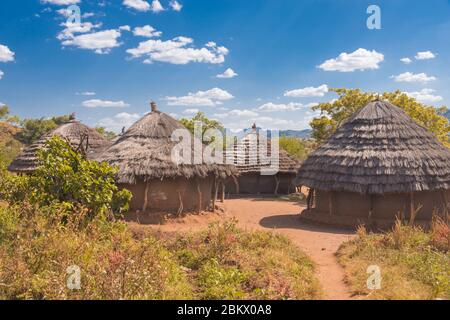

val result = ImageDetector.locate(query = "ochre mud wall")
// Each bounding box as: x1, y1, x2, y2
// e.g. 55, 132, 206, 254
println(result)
225, 173, 295, 195
313, 189, 450, 221
121, 177, 213, 212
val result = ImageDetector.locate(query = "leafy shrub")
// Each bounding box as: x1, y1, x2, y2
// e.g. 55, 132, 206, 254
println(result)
25, 136, 131, 219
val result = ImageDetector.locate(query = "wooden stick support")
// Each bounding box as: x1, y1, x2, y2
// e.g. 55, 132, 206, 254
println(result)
196, 180, 202, 213
274, 175, 280, 195
142, 182, 150, 212
177, 190, 184, 216
220, 181, 225, 203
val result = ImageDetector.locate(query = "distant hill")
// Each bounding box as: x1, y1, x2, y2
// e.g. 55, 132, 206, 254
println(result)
238, 127, 313, 139
279, 129, 312, 139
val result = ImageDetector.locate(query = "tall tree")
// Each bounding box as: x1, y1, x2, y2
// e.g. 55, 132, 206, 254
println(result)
310, 88, 450, 146
16, 114, 72, 145
179, 112, 225, 144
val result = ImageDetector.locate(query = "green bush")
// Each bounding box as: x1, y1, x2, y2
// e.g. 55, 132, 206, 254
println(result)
25, 136, 131, 219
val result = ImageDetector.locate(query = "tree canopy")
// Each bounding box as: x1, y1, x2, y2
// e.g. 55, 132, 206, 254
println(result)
310, 88, 450, 146
15, 114, 72, 145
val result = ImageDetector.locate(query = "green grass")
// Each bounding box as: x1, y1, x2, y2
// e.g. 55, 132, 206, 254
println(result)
337, 220, 450, 300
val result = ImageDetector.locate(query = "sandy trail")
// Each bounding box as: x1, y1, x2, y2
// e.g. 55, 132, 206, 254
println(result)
133, 197, 356, 300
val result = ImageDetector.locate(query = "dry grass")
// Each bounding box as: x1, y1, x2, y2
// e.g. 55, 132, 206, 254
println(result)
337, 218, 450, 300
157, 219, 323, 300
0, 204, 322, 300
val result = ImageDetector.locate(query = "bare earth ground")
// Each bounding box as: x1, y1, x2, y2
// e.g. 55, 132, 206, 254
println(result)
129, 197, 356, 300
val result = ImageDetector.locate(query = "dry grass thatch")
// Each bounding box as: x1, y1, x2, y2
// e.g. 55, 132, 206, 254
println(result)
8, 120, 111, 173
225, 127, 300, 174
94, 106, 236, 184
294, 100, 450, 194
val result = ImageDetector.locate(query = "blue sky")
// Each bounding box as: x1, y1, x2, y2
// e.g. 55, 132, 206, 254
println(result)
0, 0, 449, 132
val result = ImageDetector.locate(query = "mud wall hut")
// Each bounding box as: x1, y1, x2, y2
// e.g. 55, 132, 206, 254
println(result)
224, 125, 300, 195
94, 102, 236, 213
8, 115, 111, 173
294, 100, 450, 227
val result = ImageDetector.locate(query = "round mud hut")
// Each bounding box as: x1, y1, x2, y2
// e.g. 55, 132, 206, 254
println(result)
94, 102, 236, 214
294, 100, 450, 228
9, 115, 111, 173
225, 124, 300, 195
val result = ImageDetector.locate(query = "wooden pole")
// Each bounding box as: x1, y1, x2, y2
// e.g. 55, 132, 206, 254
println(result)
177, 190, 184, 216
220, 181, 225, 203
212, 178, 218, 212
142, 182, 150, 212
233, 176, 240, 194
196, 179, 202, 213
274, 175, 280, 195
306, 188, 312, 210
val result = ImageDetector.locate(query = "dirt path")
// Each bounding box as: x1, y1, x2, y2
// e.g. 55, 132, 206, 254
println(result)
133, 197, 356, 300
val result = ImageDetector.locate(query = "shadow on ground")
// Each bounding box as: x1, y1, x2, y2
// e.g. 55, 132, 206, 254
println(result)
259, 214, 355, 235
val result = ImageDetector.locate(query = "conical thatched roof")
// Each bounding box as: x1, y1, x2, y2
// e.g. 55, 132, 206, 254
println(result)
225, 125, 300, 174
294, 100, 450, 194
94, 103, 236, 184
8, 119, 111, 173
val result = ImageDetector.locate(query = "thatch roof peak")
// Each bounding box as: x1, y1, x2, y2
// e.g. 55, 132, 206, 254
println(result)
295, 100, 450, 194
95, 110, 236, 183
9, 120, 111, 173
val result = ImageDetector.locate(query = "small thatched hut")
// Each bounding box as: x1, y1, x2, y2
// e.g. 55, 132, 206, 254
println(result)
294, 100, 450, 227
8, 115, 110, 173
95, 102, 236, 213
225, 124, 300, 195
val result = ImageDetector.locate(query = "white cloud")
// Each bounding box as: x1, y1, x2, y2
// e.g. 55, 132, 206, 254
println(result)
391, 72, 436, 83
151, 0, 165, 12
82, 99, 130, 108
182, 108, 199, 115
56, 8, 94, 18
228, 109, 259, 117
127, 36, 228, 65
284, 84, 328, 98
62, 29, 124, 54
170, 0, 183, 11
119, 25, 131, 32
132, 25, 162, 38
216, 68, 238, 79
97, 112, 141, 132
318, 48, 384, 72
77, 91, 96, 96
123, 0, 150, 11
258, 102, 317, 112
0, 44, 15, 62
400, 57, 412, 64
41, 0, 80, 5
415, 51, 436, 60
57, 21, 102, 40
165, 88, 234, 106
404, 88, 443, 103
0, 70, 3, 80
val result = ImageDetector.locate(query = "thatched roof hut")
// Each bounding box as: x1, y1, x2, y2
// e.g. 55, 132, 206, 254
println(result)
294, 99, 450, 227
8, 116, 110, 173
224, 124, 300, 195
95, 102, 236, 213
